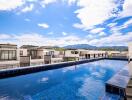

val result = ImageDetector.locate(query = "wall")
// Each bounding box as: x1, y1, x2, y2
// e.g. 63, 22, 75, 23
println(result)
128, 42, 132, 59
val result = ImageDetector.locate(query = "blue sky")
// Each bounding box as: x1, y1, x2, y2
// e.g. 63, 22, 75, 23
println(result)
0, 0, 131, 46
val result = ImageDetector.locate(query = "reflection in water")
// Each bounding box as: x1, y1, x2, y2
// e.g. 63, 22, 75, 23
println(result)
39, 77, 49, 83
0, 60, 127, 100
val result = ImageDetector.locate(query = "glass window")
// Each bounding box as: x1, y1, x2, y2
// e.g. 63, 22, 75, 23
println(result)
0, 50, 16, 60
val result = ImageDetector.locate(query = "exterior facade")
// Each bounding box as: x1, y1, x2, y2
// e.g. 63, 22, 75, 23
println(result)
42, 48, 63, 64
64, 49, 107, 61
128, 42, 132, 60
64, 50, 80, 61
0, 44, 20, 69
20, 45, 44, 66
0, 43, 129, 69
107, 51, 128, 58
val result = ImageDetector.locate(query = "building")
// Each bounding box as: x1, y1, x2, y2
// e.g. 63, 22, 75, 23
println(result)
128, 42, 132, 60
107, 51, 128, 58
64, 50, 80, 61
20, 45, 44, 66
40, 46, 64, 64
78, 50, 107, 59
0, 44, 20, 69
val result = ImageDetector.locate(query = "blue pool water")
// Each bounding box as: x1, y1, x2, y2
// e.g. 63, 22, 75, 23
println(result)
0, 60, 127, 100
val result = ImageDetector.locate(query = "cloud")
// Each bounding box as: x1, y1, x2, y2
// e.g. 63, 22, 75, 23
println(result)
73, 23, 85, 29
25, 18, 31, 22
38, 23, 49, 29
40, 0, 57, 8
123, 19, 132, 27
0, 31, 131, 46
110, 18, 132, 33
98, 32, 106, 36
0, 33, 87, 46
74, 0, 118, 30
107, 23, 117, 28
62, 32, 67, 36
21, 4, 34, 13
0, 34, 11, 39
0, 0, 24, 11
90, 28, 105, 34
120, 0, 132, 17
89, 32, 132, 46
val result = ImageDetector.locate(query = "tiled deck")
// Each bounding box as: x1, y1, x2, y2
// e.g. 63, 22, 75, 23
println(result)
105, 65, 130, 98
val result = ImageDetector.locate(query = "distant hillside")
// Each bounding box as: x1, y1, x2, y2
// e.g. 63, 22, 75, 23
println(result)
63, 44, 97, 50
63, 44, 128, 51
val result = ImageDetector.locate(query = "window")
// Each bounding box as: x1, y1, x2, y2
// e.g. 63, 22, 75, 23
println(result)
71, 51, 78, 54
20, 51, 23, 56
0, 50, 16, 60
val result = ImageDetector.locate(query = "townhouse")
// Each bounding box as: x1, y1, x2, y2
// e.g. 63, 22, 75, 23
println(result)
0, 44, 20, 69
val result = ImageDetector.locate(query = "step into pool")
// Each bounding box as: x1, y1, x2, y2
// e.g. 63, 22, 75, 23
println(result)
0, 60, 128, 100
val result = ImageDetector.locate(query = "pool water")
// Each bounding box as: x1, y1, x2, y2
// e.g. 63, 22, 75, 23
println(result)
0, 60, 127, 100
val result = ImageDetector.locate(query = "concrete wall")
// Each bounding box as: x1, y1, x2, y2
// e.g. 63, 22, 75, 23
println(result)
128, 42, 132, 59
64, 50, 79, 57
20, 49, 28, 56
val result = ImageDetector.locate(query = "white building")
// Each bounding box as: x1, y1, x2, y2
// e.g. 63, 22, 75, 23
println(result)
128, 42, 132, 60
64, 50, 80, 61
0, 44, 20, 69
40, 46, 64, 64
20, 45, 44, 66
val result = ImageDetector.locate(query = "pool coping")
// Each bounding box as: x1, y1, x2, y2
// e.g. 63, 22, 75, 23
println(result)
0, 57, 128, 79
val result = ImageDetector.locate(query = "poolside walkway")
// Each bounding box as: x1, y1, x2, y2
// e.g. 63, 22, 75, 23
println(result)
105, 65, 130, 98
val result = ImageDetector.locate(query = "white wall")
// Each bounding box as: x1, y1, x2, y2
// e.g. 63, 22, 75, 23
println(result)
20, 49, 28, 56
64, 50, 79, 57
129, 42, 132, 58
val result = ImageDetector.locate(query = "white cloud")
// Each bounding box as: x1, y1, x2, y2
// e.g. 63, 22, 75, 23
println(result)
40, 0, 57, 8
107, 23, 117, 28
90, 28, 105, 34
0, 34, 11, 39
73, 23, 85, 29
89, 32, 132, 46
62, 32, 67, 36
99, 32, 106, 36
0, 32, 131, 46
25, 18, 31, 21
123, 19, 132, 27
120, 0, 132, 17
0, 33, 87, 46
21, 4, 34, 13
67, 0, 77, 6
38, 23, 49, 29
74, 0, 118, 29
0, 0, 24, 11
110, 18, 132, 33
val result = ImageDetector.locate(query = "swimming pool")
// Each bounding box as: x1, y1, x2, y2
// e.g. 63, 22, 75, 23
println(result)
0, 60, 127, 100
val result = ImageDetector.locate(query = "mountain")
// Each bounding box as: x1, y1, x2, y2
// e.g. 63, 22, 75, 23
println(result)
63, 44, 97, 50
63, 44, 128, 51
98, 46, 128, 51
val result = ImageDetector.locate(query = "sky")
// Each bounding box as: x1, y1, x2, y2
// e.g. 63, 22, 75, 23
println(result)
0, 0, 132, 47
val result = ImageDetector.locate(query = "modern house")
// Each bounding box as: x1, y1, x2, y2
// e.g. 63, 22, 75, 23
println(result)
64, 49, 107, 61
64, 50, 80, 61
20, 45, 44, 66
0, 44, 20, 69
78, 50, 107, 59
40, 46, 64, 64
107, 51, 128, 58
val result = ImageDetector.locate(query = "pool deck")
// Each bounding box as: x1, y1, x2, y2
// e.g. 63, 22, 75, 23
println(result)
105, 65, 130, 98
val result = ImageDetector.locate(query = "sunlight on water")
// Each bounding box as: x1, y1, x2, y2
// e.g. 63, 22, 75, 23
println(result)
0, 60, 127, 100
